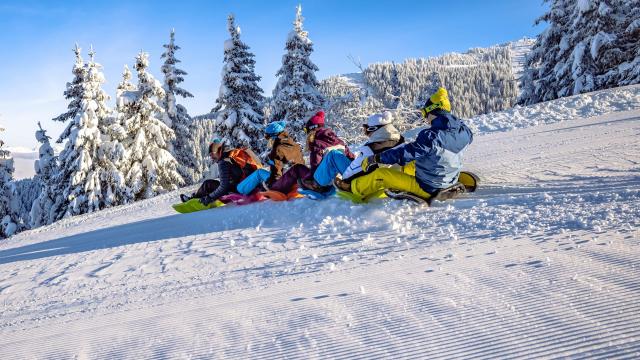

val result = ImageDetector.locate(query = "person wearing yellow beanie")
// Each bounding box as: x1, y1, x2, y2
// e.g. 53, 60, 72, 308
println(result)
342, 87, 473, 202
420, 87, 452, 117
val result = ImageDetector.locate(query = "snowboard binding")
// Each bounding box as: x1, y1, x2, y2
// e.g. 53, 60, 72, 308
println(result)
384, 169, 478, 206
385, 182, 466, 206
384, 189, 430, 204
426, 182, 466, 205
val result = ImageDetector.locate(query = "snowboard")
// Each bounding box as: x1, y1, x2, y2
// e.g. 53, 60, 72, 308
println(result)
259, 188, 304, 201
172, 198, 225, 214
385, 170, 480, 205
219, 192, 267, 205
298, 187, 336, 200
458, 171, 479, 193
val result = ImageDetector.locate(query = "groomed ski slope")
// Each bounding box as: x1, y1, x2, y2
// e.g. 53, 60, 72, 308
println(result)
1, 87, 639, 359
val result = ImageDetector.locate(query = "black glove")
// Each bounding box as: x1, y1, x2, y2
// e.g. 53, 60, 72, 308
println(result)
199, 195, 213, 206
362, 154, 381, 172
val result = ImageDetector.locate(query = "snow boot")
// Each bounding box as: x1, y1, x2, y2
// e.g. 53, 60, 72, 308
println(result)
301, 178, 332, 193
427, 182, 466, 205
180, 194, 192, 203
333, 177, 352, 193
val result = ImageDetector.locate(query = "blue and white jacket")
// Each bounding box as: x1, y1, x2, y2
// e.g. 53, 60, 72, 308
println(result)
379, 110, 473, 193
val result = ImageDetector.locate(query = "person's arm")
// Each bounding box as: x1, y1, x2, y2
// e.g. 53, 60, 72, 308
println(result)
379, 130, 435, 166
202, 160, 233, 204
309, 145, 323, 171
268, 157, 284, 184
342, 146, 372, 180
343, 144, 356, 160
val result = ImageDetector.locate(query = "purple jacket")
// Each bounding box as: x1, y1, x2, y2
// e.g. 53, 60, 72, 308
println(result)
308, 127, 355, 171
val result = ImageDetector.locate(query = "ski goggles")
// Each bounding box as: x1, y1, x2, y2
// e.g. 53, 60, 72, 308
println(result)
420, 102, 442, 118
362, 124, 384, 133
304, 124, 319, 134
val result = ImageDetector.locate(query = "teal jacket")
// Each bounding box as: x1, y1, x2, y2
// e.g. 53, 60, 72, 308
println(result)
379, 110, 473, 193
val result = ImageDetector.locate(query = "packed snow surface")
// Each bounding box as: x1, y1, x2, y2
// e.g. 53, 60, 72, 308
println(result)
468, 84, 640, 134
0, 88, 639, 358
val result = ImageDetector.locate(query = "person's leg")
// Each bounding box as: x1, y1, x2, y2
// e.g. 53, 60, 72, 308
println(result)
269, 164, 311, 193
237, 168, 270, 195
350, 167, 430, 199
192, 179, 220, 198
401, 161, 416, 176
313, 150, 352, 186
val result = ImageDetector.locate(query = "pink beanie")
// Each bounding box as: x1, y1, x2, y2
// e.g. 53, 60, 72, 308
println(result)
308, 111, 325, 126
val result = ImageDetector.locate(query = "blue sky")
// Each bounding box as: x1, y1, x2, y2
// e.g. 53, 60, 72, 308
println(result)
0, 0, 547, 148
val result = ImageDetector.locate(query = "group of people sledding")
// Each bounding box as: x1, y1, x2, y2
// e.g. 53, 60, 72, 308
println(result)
178, 87, 476, 210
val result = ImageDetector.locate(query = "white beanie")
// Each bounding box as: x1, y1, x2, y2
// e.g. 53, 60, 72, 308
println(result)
366, 111, 394, 127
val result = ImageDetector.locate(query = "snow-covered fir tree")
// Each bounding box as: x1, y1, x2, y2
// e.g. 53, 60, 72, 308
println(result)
13, 178, 39, 231
30, 122, 58, 227
389, 62, 402, 109
160, 29, 201, 184
122, 52, 183, 200
0, 126, 18, 238
54, 44, 86, 143
213, 14, 265, 150
97, 65, 132, 208
520, 0, 640, 105
414, 72, 443, 108
610, 1, 640, 87
271, 5, 325, 143
53, 46, 106, 218
190, 115, 217, 178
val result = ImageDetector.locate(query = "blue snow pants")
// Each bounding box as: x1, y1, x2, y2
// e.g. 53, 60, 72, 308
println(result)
237, 168, 270, 195
313, 150, 352, 186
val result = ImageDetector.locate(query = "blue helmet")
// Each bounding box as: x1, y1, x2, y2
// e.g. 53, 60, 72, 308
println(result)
265, 121, 287, 136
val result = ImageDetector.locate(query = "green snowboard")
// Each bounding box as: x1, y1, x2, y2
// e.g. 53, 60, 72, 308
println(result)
172, 198, 225, 214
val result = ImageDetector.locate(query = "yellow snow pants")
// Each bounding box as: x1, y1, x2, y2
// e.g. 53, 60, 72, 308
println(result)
351, 162, 431, 200
401, 161, 417, 176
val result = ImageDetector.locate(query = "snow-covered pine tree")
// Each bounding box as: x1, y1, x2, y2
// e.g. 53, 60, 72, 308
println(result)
213, 14, 265, 151
13, 178, 39, 231
160, 29, 201, 184
271, 5, 325, 143
30, 122, 59, 227
123, 52, 183, 200
414, 72, 443, 108
53, 46, 106, 218
520, 0, 640, 105
586, 0, 640, 88
0, 126, 18, 238
190, 114, 217, 178
97, 65, 132, 208
54, 44, 86, 143
519, 0, 570, 104
390, 62, 402, 109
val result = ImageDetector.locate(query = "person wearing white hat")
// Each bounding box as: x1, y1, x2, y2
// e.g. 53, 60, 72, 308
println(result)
312, 111, 403, 189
